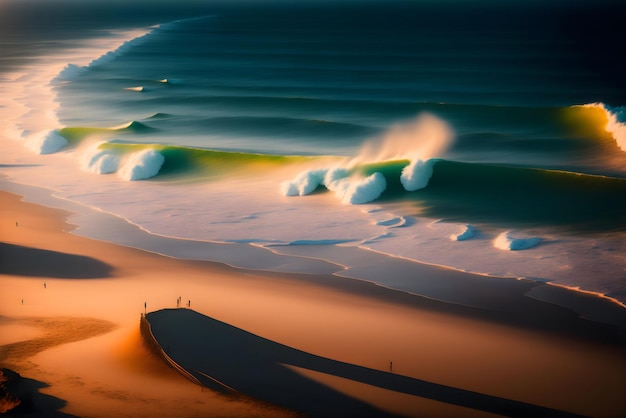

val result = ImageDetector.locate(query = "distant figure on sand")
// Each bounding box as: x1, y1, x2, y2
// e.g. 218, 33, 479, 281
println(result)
188, 300, 191, 308
16, 221, 18, 227
144, 301, 147, 314
43, 282, 46, 289
390, 361, 393, 372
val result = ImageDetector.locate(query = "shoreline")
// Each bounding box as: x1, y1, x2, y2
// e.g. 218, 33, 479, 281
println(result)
0, 11, 623, 316
1, 186, 625, 416
3, 178, 626, 334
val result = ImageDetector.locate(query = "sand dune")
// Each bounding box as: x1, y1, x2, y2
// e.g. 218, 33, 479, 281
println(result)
1, 188, 625, 417
145, 308, 592, 417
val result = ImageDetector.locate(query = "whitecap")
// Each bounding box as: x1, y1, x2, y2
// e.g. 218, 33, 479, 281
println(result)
118, 149, 164, 181
494, 231, 541, 251
25, 130, 67, 154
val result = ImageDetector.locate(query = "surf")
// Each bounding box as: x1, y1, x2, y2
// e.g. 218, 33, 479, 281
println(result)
282, 113, 454, 203
576, 103, 626, 152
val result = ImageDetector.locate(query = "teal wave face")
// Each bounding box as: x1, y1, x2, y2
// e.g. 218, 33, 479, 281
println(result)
402, 161, 626, 232
92, 142, 327, 179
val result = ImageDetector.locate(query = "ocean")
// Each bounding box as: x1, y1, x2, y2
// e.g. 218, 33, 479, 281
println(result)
2, 0, 626, 307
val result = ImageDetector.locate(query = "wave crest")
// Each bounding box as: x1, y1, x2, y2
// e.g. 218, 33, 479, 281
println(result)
400, 158, 437, 191
582, 103, 626, 152
494, 231, 541, 251
281, 113, 453, 204
25, 130, 67, 154
280, 169, 327, 196
451, 224, 475, 241
118, 149, 165, 181
82, 144, 119, 174
327, 172, 387, 205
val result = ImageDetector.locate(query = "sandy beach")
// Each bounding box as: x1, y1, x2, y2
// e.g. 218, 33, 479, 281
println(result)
1, 187, 625, 417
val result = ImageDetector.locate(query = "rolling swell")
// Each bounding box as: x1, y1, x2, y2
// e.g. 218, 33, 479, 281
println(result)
190, 116, 377, 141
77, 137, 626, 232
280, 153, 626, 232
91, 142, 320, 179
58, 121, 155, 143
401, 161, 626, 232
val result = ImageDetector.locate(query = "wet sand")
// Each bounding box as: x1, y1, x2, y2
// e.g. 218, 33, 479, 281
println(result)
1, 189, 625, 417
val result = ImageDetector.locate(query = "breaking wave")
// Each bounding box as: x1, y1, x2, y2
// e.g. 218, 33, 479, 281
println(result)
118, 149, 165, 181
451, 224, 475, 241
55, 30, 154, 82
25, 130, 68, 154
580, 102, 626, 152
494, 231, 541, 251
282, 113, 454, 204
81, 143, 120, 174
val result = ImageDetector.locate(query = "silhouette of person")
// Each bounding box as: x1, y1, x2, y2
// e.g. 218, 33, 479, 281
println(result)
144, 301, 147, 314
188, 300, 191, 308
43, 282, 46, 289
390, 361, 393, 372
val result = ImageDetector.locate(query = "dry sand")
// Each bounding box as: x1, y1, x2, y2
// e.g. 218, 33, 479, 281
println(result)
1, 189, 625, 417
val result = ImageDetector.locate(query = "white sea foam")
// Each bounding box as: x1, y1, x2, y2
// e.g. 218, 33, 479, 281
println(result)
82, 144, 119, 174
282, 114, 453, 203
323, 167, 349, 185
25, 130, 68, 154
494, 231, 541, 251
400, 158, 437, 191
451, 224, 475, 241
280, 168, 326, 196
118, 149, 164, 180
326, 172, 387, 205
281, 166, 386, 204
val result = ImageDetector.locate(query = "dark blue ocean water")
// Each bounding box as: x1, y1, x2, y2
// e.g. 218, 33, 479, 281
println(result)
49, 1, 626, 228
2, 0, 626, 300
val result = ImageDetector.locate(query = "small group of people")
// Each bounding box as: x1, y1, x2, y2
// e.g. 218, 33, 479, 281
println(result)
175, 296, 191, 308
144, 297, 191, 315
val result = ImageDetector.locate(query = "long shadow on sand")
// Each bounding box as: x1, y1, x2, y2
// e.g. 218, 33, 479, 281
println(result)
147, 309, 586, 418
0, 243, 113, 278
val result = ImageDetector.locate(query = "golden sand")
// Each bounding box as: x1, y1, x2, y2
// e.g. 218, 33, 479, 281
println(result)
1, 190, 625, 417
